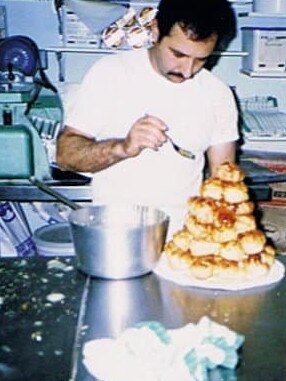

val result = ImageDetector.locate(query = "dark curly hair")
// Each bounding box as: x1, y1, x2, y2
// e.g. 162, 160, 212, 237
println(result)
156, 0, 237, 49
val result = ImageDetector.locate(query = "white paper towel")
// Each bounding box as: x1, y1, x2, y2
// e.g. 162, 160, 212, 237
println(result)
83, 317, 245, 381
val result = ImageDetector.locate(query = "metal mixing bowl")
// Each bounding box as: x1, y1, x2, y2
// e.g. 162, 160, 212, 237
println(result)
68, 204, 169, 279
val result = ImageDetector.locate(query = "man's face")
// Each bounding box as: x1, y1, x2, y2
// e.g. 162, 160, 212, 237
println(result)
149, 22, 218, 83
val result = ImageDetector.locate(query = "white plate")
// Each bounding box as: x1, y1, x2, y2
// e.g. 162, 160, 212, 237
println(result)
154, 254, 285, 291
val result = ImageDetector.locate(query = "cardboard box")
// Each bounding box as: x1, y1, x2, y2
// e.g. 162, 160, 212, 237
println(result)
258, 202, 286, 254
271, 182, 286, 203
245, 158, 286, 203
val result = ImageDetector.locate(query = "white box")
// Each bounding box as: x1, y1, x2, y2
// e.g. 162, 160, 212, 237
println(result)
253, 0, 286, 14
242, 28, 286, 73
63, 7, 101, 48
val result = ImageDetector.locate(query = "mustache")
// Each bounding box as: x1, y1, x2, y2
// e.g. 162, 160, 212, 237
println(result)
167, 71, 193, 80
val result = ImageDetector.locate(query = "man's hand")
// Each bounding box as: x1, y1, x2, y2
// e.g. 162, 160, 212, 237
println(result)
56, 115, 169, 173
122, 114, 168, 157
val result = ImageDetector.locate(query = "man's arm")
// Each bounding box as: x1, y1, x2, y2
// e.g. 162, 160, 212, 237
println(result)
56, 126, 128, 172
206, 141, 237, 177
56, 115, 168, 173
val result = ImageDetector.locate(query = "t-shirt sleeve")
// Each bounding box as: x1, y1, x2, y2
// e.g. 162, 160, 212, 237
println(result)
64, 57, 119, 137
209, 83, 239, 146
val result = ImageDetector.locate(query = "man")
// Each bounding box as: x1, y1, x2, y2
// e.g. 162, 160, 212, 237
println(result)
56, 0, 239, 235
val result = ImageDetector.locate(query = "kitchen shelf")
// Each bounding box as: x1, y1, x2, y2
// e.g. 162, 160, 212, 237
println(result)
47, 46, 117, 54
0, 184, 92, 202
113, 0, 158, 5
112, 0, 253, 4
241, 70, 286, 78
248, 12, 286, 18
47, 45, 249, 82
214, 51, 249, 56
46, 46, 249, 56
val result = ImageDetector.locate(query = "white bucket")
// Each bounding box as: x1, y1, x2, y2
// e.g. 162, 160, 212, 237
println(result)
253, 0, 286, 14
33, 223, 75, 257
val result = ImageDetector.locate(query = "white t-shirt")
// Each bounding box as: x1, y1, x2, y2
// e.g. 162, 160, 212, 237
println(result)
65, 49, 239, 235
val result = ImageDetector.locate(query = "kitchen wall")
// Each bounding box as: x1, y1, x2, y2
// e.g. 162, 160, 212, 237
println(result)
0, 0, 285, 115
55, 1, 286, 113
0, 0, 285, 110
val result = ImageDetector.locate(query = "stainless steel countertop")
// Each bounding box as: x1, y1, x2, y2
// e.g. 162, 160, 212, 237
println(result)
0, 183, 92, 202
72, 256, 286, 381
0, 167, 93, 202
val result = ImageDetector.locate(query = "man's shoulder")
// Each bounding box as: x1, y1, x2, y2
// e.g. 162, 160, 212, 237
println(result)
84, 49, 147, 82
197, 68, 231, 91
96, 48, 147, 68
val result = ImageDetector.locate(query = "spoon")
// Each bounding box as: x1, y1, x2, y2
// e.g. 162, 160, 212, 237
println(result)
143, 114, 195, 159
167, 135, 196, 160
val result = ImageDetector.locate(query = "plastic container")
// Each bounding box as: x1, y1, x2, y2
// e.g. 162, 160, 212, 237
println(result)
33, 222, 75, 256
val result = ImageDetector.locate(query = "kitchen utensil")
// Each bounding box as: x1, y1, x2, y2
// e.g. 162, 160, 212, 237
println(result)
69, 204, 169, 279
29, 176, 80, 210
167, 135, 196, 160
29, 178, 169, 279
